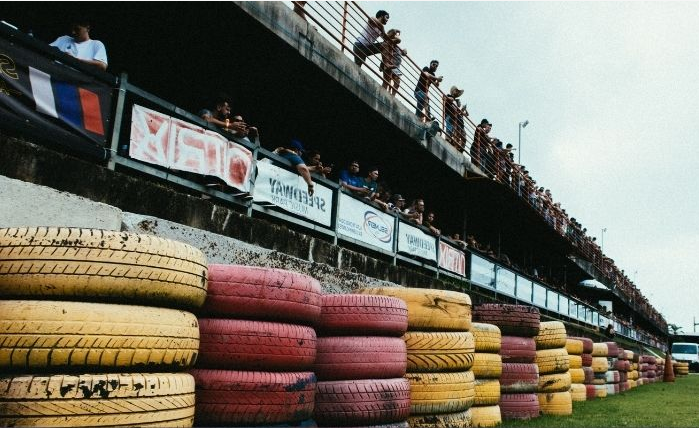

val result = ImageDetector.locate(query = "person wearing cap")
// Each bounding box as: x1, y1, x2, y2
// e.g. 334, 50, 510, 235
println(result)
50, 21, 108, 71
470, 118, 492, 171
380, 29, 406, 96
275, 139, 315, 196
387, 193, 406, 214
444, 86, 468, 151
339, 160, 370, 197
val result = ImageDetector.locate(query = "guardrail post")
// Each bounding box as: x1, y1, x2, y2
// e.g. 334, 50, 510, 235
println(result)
107, 73, 128, 171
340, 2, 349, 53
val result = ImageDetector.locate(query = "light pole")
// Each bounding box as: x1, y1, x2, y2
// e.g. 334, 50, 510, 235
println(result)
601, 228, 607, 253
518, 120, 529, 164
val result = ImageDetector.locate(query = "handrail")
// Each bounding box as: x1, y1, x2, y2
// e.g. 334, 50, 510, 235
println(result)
287, 1, 666, 332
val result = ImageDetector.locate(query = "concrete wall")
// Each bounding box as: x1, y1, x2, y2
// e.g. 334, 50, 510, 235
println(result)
235, 1, 481, 178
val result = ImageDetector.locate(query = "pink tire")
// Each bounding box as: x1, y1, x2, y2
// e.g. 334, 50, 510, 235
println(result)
500, 363, 539, 393
202, 265, 322, 324
314, 336, 407, 380
499, 393, 540, 420
318, 294, 408, 336
500, 336, 536, 363
473, 304, 540, 337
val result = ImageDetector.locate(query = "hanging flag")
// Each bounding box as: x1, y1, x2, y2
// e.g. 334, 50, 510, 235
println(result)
0, 33, 113, 158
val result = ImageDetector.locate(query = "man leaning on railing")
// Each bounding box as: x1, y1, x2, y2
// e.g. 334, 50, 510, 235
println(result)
353, 10, 390, 68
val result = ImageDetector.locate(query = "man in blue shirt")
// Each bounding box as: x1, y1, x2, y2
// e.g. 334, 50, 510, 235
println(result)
339, 160, 369, 197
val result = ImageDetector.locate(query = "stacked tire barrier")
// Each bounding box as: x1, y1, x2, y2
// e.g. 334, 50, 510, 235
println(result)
627, 351, 638, 389
565, 338, 586, 402
639, 355, 657, 385
615, 347, 631, 392
313, 293, 411, 427
591, 342, 609, 398
470, 322, 503, 427
474, 304, 541, 421
673, 360, 689, 376
655, 356, 665, 381
357, 287, 474, 428
604, 341, 620, 396
0, 227, 208, 427
569, 336, 594, 400
192, 265, 321, 426
534, 321, 572, 416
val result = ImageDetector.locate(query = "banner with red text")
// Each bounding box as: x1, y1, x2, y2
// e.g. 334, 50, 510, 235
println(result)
129, 104, 252, 192
439, 241, 466, 276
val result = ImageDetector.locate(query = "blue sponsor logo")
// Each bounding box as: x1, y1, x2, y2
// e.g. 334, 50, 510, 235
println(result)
363, 211, 392, 243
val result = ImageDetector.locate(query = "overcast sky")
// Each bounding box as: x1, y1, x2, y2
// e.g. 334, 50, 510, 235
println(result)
347, 1, 699, 332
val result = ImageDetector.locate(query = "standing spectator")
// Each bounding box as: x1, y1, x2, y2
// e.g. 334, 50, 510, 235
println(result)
50, 22, 108, 71
444, 86, 468, 151
305, 150, 333, 178
275, 139, 315, 196
353, 10, 390, 67
199, 95, 247, 135
229, 114, 259, 143
423, 212, 441, 236
404, 198, 425, 225
471, 119, 492, 171
388, 193, 406, 214
414, 60, 443, 121
339, 160, 370, 197
380, 29, 406, 96
362, 167, 380, 199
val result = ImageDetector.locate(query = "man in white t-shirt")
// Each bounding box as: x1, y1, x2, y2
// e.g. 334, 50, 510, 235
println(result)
50, 22, 108, 71
353, 10, 389, 68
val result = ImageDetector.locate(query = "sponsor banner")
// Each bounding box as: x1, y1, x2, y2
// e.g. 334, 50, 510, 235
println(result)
253, 161, 332, 226
337, 193, 394, 252
438, 241, 466, 276
129, 105, 253, 192
0, 36, 111, 158
398, 221, 437, 262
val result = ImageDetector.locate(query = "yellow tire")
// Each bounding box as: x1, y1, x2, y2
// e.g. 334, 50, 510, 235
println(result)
591, 343, 608, 357
569, 383, 586, 402
0, 300, 199, 371
0, 373, 195, 427
405, 371, 475, 414
569, 355, 582, 369
472, 353, 502, 379
408, 409, 473, 428
404, 331, 474, 372
594, 385, 607, 398
356, 287, 471, 331
625, 350, 634, 361
538, 371, 571, 393
474, 379, 500, 406
569, 368, 585, 384
470, 405, 502, 427
537, 391, 572, 415
534, 321, 567, 350
0, 227, 208, 310
591, 357, 609, 374
565, 339, 583, 355
471, 323, 501, 353
535, 348, 570, 375
628, 379, 637, 389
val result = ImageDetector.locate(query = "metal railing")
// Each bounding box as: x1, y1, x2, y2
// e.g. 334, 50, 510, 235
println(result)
288, 1, 667, 333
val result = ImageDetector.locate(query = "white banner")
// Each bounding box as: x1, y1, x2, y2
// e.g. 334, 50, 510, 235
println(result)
129, 105, 252, 192
253, 162, 333, 226
398, 221, 437, 261
337, 193, 395, 252
439, 241, 466, 276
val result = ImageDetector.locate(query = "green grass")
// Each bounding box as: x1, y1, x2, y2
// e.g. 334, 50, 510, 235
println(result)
503, 375, 699, 428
